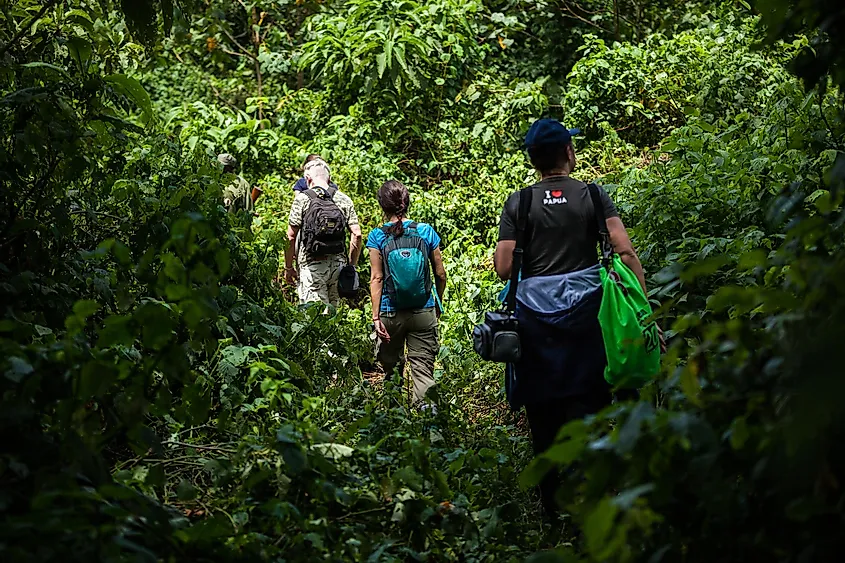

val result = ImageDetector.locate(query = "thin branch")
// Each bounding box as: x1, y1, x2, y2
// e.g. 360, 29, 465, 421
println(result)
260, 22, 274, 43
70, 209, 124, 221
613, 0, 621, 41
560, 1, 613, 35
336, 506, 389, 521
0, 0, 57, 58
166, 440, 238, 454
210, 82, 238, 110
222, 48, 247, 58
221, 27, 256, 60
566, 0, 605, 16
251, 7, 265, 125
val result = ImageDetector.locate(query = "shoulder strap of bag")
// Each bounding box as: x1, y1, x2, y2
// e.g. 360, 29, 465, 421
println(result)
587, 182, 613, 268
305, 187, 336, 200
505, 186, 533, 312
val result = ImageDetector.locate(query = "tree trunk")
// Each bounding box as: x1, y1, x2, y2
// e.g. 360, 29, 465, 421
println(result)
251, 7, 264, 127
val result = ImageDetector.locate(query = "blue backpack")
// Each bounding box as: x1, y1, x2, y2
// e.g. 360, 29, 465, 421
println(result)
381, 222, 432, 310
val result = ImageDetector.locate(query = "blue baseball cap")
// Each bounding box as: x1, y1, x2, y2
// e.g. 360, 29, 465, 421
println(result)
524, 118, 581, 149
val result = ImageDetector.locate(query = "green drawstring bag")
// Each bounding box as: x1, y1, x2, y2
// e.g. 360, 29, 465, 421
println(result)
598, 255, 661, 387
588, 184, 661, 388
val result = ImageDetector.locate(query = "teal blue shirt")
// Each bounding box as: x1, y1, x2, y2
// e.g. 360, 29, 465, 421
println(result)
366, 221, 441, 312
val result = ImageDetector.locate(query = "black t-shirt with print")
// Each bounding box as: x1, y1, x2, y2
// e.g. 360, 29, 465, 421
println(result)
498, 176, 618, 278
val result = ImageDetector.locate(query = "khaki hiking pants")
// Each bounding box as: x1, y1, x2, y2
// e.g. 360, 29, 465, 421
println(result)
377, 307, 439, 404
297, 256, 345, 307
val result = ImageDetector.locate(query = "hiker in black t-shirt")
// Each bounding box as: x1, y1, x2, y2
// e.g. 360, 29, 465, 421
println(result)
494, 118, 650, 519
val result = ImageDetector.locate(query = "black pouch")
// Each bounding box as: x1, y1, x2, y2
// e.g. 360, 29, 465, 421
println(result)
338, 264, 359, 298
472, 311, 521, 363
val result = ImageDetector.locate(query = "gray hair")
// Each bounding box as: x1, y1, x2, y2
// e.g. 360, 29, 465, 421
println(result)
303, 159, 331, 184
217, 153, 237, 167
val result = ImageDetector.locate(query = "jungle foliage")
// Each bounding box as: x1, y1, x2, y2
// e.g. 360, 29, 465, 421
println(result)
2, 0, 845, 562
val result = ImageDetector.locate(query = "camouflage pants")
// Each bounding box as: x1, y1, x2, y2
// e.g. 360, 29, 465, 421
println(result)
297, 256, 345, 307
377, 308, 439, 404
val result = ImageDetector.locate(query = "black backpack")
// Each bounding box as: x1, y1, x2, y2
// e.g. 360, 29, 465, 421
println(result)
301, 186, 347, 257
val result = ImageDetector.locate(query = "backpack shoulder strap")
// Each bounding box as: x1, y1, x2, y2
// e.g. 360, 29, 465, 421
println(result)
515, 189, 532, 249
324, 186, 337, 199
406, 221, 418, 230
305, 188, 319, 201
505, 187, 533, 312
587, 183, 613, 267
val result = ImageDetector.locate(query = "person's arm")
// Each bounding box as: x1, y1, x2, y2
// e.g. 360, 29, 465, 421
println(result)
348, 224, 362, 265
369, 249, 390, 342
494, 241, 516, 281
283, 195, 305, 283
284, 225, 300, 284
607, 216, 647, 293
430, 248, 447, 313
494, 194, 518, 281
343, 198, 363, 265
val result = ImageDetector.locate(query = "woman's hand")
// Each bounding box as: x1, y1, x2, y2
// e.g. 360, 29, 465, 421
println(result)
283, 267, 298, 285
374, 318, 390, 343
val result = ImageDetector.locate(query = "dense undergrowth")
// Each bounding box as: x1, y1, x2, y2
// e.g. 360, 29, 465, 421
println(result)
2, 1, 845, 562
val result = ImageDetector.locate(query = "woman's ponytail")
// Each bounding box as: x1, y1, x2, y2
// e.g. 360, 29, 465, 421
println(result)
378, 180, 411, 238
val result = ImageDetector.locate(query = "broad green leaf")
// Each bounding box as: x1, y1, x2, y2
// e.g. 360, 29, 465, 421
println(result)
176, 479, 198, 501
97, 315, 134, 349
105, 74, 154, 125
67, 36, 92, 71
612, 483, 655, 510
21, 62, 69, 76
376, 52, 386, 79
5, 357, 33, 383
312, 443, 354, 460
584, 498, 618, 557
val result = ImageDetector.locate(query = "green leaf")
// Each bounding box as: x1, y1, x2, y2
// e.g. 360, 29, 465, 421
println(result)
729, 416, 749, 449
281, 444, 307, 474
135, 302, 176, 351
21, 62, 69, 76
79, 361, 118, 398
97, 315, 134, 349
33, 325, 52, 337
5, 357, 34, 383
73, 299, 101, 318
145, 464, 166, 488
612, 483, 655, 510
376, 52, 387, 79
518, 456, 555, 489
67, 36, 92, 71
182, 385, 211, 424
584, 498, 618, 557
311, 443, 354, 460
105, 74, 154, 125
161, 0, 174, 35
614, 402, 654, 455
65, 9, 94, 25
176, 479, 198, 501
393, 466, 423, 490
222, 345, 249, 367
680, 362, 703, 407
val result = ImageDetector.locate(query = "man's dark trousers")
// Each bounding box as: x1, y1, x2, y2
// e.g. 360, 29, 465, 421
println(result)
524, 391, 612, 516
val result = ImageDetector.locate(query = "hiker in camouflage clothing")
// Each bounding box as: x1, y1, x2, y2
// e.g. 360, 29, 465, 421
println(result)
284, 159, 362, 307
218, 153, 254, 214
